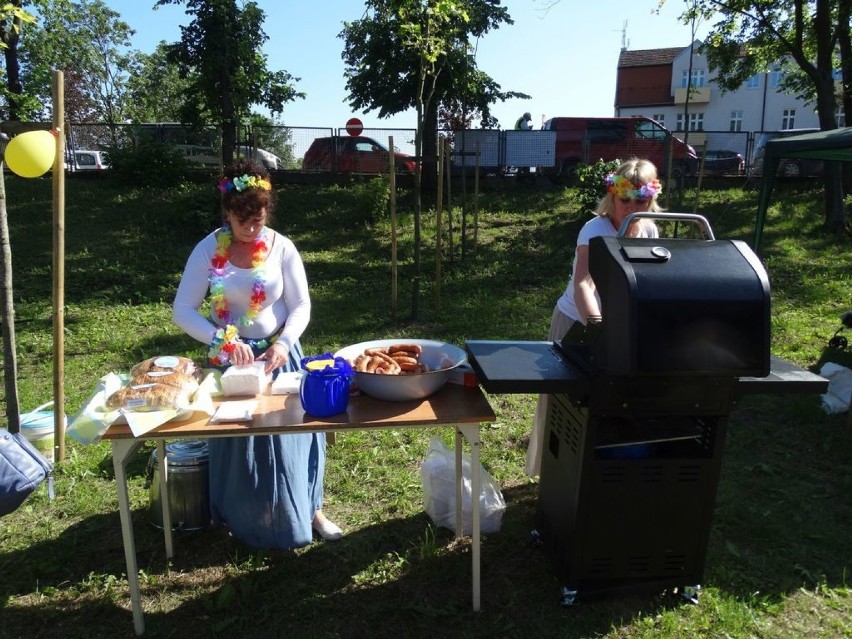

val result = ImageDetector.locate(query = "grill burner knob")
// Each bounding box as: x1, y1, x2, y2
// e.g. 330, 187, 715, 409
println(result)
651, 246, 671, 261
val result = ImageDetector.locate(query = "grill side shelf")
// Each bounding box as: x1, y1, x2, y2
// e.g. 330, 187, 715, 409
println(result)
735, 355, 828, 397
464, 340, 592, 395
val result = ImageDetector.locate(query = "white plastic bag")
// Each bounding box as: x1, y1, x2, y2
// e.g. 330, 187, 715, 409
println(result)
819, 362, 852, 415
420, 435, 505, 535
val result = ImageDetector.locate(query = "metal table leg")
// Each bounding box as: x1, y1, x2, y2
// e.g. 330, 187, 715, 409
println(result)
455, 424, 482, 612
111, 439, 146, 635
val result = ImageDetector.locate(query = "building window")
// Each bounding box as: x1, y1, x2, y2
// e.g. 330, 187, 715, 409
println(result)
676, 112, 704, 131
746, 74, 760, 89
681, 69, 706, 88
729, 110, 743, 132
770, 70, 783, 88
651, 113, 666, 127
836, 105, 846, 127
781, 109, 796, 130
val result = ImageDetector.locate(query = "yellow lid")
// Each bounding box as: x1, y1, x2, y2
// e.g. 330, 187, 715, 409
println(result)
305, 358, 335, 371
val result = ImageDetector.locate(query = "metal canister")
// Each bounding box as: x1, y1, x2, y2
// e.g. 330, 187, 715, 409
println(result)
146, 440, 210, 531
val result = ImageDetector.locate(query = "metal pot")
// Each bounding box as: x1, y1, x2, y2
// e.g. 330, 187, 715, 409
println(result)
146, 440, 210, 531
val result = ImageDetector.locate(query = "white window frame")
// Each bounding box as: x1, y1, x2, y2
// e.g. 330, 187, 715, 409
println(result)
676, 112, 704, 132
746, 74, 760, 89
781, 109, 796, 130
681, 69, 706, 89
729, 110, 743, 132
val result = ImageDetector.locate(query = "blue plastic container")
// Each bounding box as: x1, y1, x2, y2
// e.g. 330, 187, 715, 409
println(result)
299, 354, 353, 418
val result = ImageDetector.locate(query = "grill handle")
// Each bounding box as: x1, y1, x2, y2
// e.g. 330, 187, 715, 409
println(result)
619, 212, 715, 240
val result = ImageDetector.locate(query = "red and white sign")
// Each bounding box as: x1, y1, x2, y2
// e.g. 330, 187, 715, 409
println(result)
345, 117, 363, 137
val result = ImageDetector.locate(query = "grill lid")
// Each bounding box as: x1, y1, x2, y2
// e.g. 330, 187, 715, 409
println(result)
564, 213, 771, 378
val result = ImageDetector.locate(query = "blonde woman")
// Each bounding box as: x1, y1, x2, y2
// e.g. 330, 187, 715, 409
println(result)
525, 158, 663, 477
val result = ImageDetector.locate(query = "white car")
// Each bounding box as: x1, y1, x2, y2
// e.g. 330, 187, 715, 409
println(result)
174, 144, 283, 170
236, 145, 283, 170
66, 149, 111, 171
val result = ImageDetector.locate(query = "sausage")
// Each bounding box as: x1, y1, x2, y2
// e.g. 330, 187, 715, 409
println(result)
389, 343, 422, 356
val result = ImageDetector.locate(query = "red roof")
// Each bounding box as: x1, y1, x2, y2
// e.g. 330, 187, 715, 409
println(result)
618, 47, 685, 68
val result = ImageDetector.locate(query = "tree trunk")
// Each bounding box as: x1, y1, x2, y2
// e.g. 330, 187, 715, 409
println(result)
421, 103, 438, 193
812, 0, 845, 232
1, 4, 23, 121
0, 164, 21, 433
412, 99, 424, 321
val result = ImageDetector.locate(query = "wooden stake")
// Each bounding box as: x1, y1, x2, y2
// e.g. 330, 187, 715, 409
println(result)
388, 136, 397, 323
52, 70, 66, 461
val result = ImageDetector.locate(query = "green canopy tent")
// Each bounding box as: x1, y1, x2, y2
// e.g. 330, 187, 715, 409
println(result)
753, 126, 852, 251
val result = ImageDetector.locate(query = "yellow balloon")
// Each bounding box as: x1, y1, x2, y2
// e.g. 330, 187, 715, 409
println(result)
5, 130, 57, 178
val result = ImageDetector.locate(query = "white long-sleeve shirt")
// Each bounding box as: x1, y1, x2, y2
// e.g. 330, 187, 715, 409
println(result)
172, 228, 311, 353
556, 215, 657, 322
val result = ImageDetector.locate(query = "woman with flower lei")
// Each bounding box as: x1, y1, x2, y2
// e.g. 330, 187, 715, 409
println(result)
526, 158, 663, 477
173, 158, 342, 548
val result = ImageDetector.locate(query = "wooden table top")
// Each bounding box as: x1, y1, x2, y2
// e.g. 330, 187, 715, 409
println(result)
102, 383, 497, 441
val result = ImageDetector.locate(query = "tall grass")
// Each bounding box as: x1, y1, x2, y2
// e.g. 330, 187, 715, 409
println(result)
0, 174, 849, 638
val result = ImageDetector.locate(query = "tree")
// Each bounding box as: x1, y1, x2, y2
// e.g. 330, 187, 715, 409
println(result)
340, 0, 526, 319
0, 2, 37, 435
341, 0, 526, 183
155, 0, 303, 166
124, 42, 192, 123
675, 0, 847, 233
13, 0, 136, 124
247, 112, 297, 168
0, 0, 37, 120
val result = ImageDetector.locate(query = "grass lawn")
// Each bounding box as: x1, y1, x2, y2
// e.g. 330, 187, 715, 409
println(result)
0, 172, 850, 639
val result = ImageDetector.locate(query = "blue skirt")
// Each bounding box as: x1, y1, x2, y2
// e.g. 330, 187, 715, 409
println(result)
208, 339, 325, 549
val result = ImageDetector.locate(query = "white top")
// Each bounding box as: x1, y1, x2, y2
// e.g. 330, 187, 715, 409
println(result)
172, 228, 311, 353
556, 215, 658, 322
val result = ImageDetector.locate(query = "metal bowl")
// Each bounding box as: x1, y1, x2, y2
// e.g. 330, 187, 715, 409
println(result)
334, 338, 467, 402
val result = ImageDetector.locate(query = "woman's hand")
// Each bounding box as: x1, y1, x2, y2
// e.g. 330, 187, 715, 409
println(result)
229, 340, 255, 366
257, 341, 289, 374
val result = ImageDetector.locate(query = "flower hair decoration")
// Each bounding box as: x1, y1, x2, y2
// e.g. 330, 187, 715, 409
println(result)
605, 173, 662, 200
217, 174, 272, 194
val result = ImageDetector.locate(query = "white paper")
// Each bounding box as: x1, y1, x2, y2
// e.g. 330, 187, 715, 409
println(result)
122, 409, 182, 438
211, 400, 258, 422
271, 371, 303, 395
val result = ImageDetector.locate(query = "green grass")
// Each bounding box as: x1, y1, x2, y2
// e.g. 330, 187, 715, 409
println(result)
1, 173, 850, 638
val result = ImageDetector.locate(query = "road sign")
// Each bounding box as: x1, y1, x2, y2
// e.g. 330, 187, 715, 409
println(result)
345, 117, 363, 136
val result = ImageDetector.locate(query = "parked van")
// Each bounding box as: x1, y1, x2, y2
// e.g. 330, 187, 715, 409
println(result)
235, 145, 283, 171
174, 144, 283, 170
66, 149, 111, 171
749, 128, 821, 177
540, 116, 698, 182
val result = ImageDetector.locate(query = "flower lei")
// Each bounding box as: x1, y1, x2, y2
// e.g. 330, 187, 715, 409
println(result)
207, 225, 269, 365
217, 174, 272, 194
208, 324, 240, 366
605, 173, 662, 200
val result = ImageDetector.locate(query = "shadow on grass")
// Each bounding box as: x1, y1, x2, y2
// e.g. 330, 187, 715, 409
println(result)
706, 392, 852, 601
6, 436, 851, 639
2, 482, 692, 639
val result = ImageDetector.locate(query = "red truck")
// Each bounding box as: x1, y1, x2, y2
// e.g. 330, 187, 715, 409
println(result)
540, 116, 698, 182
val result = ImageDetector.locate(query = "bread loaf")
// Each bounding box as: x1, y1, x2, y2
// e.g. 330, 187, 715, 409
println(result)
106, 381, 194, 411
131, 355, 198, 378
107, 355, 201, 411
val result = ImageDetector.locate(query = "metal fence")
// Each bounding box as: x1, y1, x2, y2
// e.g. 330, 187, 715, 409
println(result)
61, 122, 776, 176
65, 122, 417, 170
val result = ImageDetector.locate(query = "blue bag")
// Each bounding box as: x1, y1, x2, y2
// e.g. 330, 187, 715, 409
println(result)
0, 428, 54, 517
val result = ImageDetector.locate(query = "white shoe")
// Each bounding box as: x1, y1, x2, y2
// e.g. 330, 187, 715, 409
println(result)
313, 518, 344, 541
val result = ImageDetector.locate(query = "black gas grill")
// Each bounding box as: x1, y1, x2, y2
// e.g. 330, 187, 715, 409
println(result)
465, 213, 827, 605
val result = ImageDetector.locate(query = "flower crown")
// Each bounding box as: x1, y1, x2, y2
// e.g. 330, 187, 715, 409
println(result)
605, 173, 662, 200
217, 174, 272, 194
